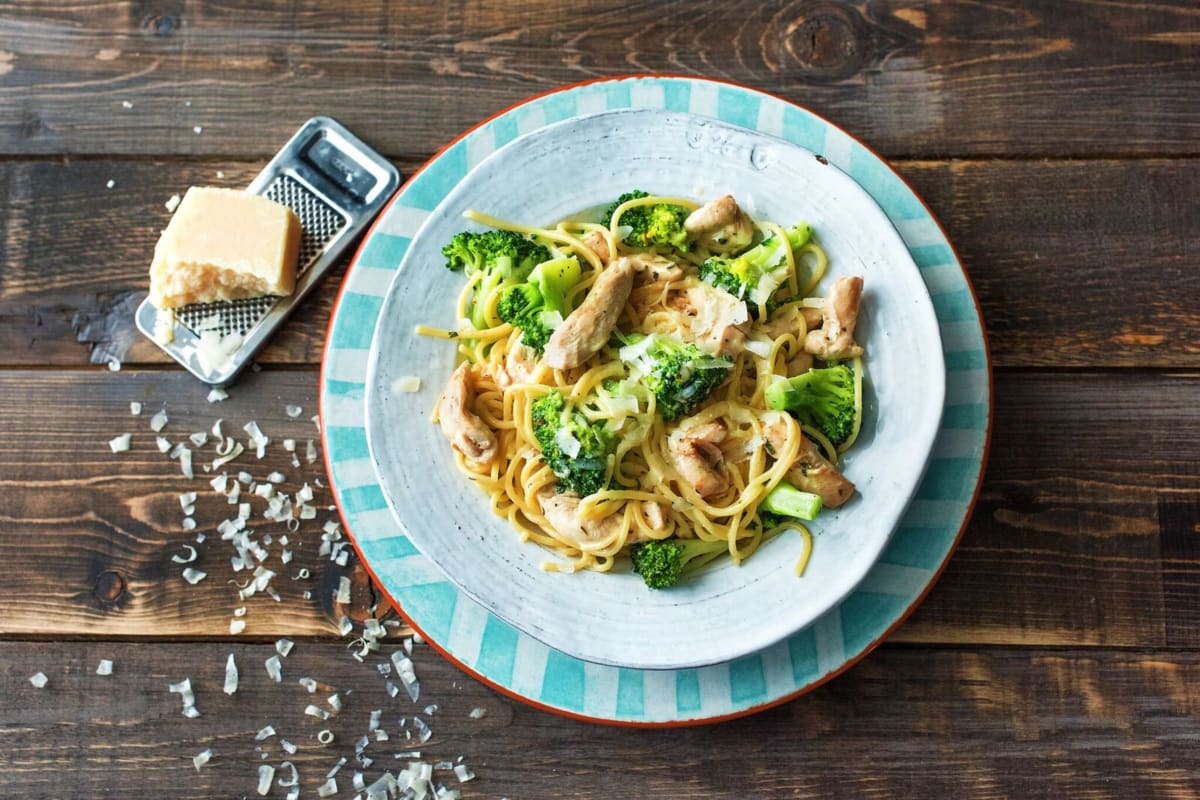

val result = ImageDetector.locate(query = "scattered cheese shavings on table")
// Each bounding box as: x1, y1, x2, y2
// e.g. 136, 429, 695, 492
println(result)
29, 672, 48, 688
108, 434, 131, 453
90, 389, 501, 798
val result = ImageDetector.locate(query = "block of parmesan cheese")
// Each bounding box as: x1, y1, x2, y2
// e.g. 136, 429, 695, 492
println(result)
149, 186, 302, 309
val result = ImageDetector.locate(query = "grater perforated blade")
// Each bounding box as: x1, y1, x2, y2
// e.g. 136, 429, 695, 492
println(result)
135, 116, 401, 385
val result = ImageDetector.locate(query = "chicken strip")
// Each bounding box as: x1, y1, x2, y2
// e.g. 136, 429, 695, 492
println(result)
666, 421, 730, 499
786, 351, 814, 377
640, 500, 668, 532
537, 487, 624, 546
804, 276, 865, 361
543, 257, 636, 370
436, 362, 498, 466
759, 305, 823, 342
684, 195, 755, 254
628, 253, 685, 284
581, 230, 611, 267
674, 284, 750, 356
762, 417, 855, 508
495, 343, 539, 388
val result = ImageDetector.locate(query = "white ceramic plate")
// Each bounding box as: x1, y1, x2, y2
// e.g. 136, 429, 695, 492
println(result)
363, 107, 944, 671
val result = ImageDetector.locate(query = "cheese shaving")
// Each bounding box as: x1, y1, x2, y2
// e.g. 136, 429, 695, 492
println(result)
224, 653, 238, 695
257, 764, 275, 796
193, 748, 213, 771
393, 376, 421, 393
181, 567, 207, 584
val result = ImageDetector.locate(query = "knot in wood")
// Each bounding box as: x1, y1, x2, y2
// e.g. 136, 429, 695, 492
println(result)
141, 12, 180, 36
93, 570, 127, 603
785, 5, 866, 82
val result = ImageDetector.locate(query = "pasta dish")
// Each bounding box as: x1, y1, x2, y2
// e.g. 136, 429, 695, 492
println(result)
422, 192, 865, 588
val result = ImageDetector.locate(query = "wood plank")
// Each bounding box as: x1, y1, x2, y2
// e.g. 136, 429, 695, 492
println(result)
3, 158, 1198, 369
892, 372, 1200, 647
0, 368, 391, 638
0, 0, 1197, 158
1, 368, 1196, 647
3, 640, 1200, 798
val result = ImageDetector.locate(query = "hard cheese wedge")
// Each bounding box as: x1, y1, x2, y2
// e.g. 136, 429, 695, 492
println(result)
149, 186, 302, 309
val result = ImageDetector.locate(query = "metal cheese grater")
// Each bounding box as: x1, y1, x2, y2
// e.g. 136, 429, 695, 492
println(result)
135, 116, 401, 385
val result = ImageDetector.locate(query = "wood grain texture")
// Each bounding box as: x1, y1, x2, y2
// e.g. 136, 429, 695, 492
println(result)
0, 0, 1197, 158
3, 640, 1200, 799
0, 368, 1195, 647
0, 368, 393, 637
2, 158, 1197, 369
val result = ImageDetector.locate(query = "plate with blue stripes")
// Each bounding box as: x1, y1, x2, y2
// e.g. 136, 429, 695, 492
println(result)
321, 75, 990, 725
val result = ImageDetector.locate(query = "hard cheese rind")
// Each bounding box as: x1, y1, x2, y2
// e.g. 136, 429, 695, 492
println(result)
149, 187, 302, 309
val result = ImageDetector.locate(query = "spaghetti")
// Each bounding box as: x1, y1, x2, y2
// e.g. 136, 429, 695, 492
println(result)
428, 193, 865, 583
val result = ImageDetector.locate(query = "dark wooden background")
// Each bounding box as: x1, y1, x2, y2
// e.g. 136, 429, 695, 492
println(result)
2, 1, 1198, 797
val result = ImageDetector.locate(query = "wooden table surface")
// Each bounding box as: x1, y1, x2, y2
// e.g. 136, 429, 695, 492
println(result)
2, 2, 1199, 797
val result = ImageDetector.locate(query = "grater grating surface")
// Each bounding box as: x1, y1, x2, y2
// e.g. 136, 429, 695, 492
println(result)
174, 176, 347, 338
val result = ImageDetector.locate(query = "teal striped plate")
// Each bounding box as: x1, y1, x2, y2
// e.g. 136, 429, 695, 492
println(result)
321, 75, 990, 726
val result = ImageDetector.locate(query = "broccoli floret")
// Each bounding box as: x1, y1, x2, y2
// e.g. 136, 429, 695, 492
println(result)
441, 230, 552, 329
698, 223, 812, 313
530, 390, 614, 496
601, 190, 690, 253
496, 257, 582, 354
630, 537, 730, 589
497, 283, 552, 352
760, 482, 823, 521
619, 333, 732, 421
764, 364, 856, 448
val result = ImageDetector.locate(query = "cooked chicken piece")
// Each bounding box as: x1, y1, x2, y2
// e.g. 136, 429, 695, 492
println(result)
436, 362, 497, 466
640, 500, 668, 532
762, 417, 855, 508
537, 487, 624, 545
786, 351, 814, 377
581, 230, 611, 267
804, 276, 865, 361
667, 421, 730, 499
543, 257, 636, 370
684, 195, 755, 254
627, 253, 685, 284
674, 284, 749, 356
496, 343, 539, 388
759, 306, 823, 341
